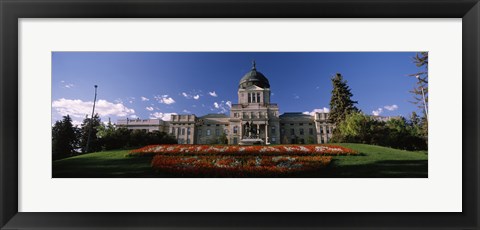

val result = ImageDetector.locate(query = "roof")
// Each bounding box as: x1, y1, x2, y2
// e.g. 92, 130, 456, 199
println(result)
239, 61, 270, 89
279, 112, 313, 118
199, 114, 229, 119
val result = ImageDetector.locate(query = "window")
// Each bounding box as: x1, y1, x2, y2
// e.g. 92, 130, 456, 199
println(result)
271, 137, 276, 144
320, 127, 324, 134
171, 127, 175, 135
299, 128, 304, 135
233, 126, 238, 134
309, 128, 313, 135
309, 123, 313, 126
233, 137, 238, 144
215, 129, 220, 136
187, 127, 191, 135
198, 130, 202, 136
257, 93, 260, 103
206, 129, 211, 136
281, 128, 285, 135
181, 128, 185, 135
248, 93, 251, 103
290, 129, 295, 135
271, 126, 276, 134
177, 127, 181, 136
290, 123, 294, 126
299, 123, 303, 126
327, 128, 330, 134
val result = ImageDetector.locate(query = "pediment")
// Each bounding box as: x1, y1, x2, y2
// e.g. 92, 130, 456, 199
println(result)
244, 85, 264, 91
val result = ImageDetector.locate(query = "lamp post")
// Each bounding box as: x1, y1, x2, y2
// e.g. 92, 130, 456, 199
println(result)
85, 85, 98, 153
416, 75, 428, 121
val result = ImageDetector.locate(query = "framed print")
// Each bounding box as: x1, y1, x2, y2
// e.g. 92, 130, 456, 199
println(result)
1, 0, 479, 229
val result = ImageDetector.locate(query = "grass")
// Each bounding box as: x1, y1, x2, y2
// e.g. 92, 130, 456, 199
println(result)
52, 149, 157, 178
52, 143, 428, 178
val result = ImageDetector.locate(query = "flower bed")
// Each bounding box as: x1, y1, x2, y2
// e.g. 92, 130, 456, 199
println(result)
128, 144, 357, 157
151, 154, 333, 177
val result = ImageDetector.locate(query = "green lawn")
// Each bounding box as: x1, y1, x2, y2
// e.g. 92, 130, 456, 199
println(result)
52, 143, 427, 178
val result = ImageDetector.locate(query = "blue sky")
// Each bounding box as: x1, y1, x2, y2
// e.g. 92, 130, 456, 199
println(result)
52, 52, 424, 126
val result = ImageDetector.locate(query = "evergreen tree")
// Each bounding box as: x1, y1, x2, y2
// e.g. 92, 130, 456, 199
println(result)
80, 113, 102, 153
408, 52, 428, 138
52, 115, 79, 159
329, 73, 359, 127
408, 52, 428, 118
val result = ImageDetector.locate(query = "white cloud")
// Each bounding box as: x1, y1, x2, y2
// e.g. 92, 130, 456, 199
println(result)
60, 81, 74, 89
209, 91, 218, 97
150, 112, 177, 121
384, 104, 399, 111
145, 106, 154, 111
130, 115, 138, 119
303, 107, 330, 116
71, 119, 82, 127
141, 96, 149, 101
127, 97, 135, 104
212, 101, 230, 114
181, 90, 202, 100
183, 109, 191, 113
372, 108, 383, 116
52, 98, 135, 119
154, 95, 176, 105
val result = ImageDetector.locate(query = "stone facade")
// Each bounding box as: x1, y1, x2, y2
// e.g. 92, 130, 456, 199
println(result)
116, 61, 334, 144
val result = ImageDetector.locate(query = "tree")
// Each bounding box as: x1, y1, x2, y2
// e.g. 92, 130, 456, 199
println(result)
52, 115, 79, 159
334, 112, 372, 143
332, 112, 427, 150
329, 73, 359, 141
408, 52, 428, 140
79, 113, 102, 153
408, 53, 428, 118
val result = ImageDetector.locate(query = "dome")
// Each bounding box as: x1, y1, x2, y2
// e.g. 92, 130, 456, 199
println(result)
239, 61, 270, 89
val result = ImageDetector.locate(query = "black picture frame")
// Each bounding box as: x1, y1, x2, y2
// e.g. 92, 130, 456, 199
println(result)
1, 0, 478, 229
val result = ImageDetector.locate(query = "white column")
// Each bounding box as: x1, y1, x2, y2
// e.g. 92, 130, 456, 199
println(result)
265, 122, 269, 144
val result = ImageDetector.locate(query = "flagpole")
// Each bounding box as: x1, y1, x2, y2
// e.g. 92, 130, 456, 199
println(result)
85, 85, 98, 153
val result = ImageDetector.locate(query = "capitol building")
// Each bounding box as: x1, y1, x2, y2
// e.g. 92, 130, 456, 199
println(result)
117, 62, 334, 145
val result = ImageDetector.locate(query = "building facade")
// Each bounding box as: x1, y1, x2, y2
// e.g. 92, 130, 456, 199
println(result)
117, 61, 334, 144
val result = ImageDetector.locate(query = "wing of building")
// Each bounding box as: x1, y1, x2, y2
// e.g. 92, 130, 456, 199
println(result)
117, 61, 334, 145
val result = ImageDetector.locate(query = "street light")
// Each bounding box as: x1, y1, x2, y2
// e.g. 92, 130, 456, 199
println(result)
85, 85, 98, 153
416, 75, 428, 121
